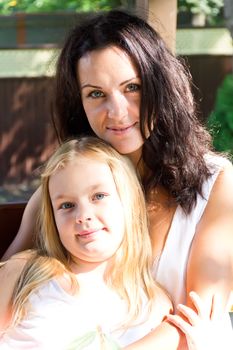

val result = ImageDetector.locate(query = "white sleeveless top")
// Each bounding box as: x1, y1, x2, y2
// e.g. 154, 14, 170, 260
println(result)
153, 155, 230, 308
0, 279, 162, 349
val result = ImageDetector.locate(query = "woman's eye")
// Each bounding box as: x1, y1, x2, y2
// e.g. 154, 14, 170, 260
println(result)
60, 202, 74, 209
126, 83, 140, 92
88, 90, 104, 98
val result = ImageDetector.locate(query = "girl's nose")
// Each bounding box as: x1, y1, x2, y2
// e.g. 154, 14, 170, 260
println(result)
75, 216, 92, 224
107, 93, 128, 119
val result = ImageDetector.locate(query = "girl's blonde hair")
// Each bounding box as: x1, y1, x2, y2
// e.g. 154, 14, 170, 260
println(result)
12, 137, 156, 326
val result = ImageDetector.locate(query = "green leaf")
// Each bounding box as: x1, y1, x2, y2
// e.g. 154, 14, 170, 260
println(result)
207, 74, 233, 156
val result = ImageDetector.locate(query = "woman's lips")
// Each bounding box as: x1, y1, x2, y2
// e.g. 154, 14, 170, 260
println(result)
106, 122, 137, 134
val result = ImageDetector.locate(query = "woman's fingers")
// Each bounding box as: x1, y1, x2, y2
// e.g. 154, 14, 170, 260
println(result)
188, 291, 209, 319
176, 303, 200, 326
166, 314, 192, 334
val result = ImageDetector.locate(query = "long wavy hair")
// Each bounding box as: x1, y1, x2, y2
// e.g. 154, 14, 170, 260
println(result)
10, 137, 156, 327
52, 9, 213, 213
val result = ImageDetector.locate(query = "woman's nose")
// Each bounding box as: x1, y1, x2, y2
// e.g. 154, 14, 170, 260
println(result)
107, 93, 128, 119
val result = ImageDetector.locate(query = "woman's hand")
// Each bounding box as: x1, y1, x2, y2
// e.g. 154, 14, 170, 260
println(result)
166, 291, 233, 350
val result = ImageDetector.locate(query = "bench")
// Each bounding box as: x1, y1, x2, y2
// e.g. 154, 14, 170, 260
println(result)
0, 202, 26, 258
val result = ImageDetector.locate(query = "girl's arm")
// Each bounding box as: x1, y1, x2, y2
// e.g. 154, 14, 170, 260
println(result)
1, 187, 41, 261
125, 163, 233, 349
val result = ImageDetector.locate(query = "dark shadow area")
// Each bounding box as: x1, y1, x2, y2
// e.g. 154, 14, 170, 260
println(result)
0, 202, 26, 257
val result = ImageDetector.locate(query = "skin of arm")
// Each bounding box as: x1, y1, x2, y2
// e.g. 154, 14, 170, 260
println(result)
0, 253, 29, 330
186, 163, 233, 311
1, 187, 41, 261
124, 164, 233, 350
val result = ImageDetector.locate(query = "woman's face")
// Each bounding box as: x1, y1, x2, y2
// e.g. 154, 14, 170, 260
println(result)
77, 46, 144, 163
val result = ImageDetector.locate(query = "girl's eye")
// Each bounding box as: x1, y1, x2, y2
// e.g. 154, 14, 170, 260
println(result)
126, 83, 140, 92
93, 193, 107, 201
88, 90, 104, 99
60, 202, 74, 209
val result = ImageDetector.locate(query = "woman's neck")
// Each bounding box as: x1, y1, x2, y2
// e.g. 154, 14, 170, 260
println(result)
126, 147, 142, 167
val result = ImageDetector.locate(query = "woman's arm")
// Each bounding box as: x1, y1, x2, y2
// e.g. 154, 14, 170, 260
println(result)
186, 163, 233, 311
124, 163, 233, 350
1, 187, 41, 261
0, 254, 28, 330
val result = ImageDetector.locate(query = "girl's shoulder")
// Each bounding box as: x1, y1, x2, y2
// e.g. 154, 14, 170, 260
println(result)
153, 284, 173, 321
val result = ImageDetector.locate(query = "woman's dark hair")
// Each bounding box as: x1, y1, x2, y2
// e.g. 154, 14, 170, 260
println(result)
53, 9, 212, 213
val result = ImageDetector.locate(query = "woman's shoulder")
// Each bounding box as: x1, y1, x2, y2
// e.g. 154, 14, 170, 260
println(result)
1, 250, 34, 274
0, 250, 35, 329
205, 153, 232, 171
201, 153, 233, 202
209, 154, 233, 198
0, 250, 36, 291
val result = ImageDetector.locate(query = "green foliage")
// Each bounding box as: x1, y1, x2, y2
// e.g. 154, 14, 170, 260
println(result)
0, 0, 122, 14
207, 74, 233, 157
178, 0, 223, 16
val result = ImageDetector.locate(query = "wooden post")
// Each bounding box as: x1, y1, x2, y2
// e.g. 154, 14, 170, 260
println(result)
135, 0, 177, 53
16, 12, 26, 46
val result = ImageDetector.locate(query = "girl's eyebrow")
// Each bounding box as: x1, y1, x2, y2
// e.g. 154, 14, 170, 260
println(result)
50, 183, 106, 201
81, 76, 140, 90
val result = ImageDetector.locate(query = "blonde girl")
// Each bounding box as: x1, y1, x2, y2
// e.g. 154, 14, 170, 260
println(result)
0, 137, 171, 349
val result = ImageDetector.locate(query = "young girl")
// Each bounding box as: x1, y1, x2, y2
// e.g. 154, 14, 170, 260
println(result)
0, 137, 172, 349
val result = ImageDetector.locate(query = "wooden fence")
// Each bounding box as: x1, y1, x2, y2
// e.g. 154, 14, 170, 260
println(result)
0, 77, 57, 185
186, 55, 233, 120
0, 55, 232, 187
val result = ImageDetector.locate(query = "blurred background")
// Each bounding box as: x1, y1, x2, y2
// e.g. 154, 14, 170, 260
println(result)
0, 0, 233, 202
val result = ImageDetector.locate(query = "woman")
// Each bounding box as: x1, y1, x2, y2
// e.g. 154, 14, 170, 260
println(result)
2, 10, 233, 349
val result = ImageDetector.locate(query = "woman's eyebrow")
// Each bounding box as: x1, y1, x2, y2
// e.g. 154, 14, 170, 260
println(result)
80, 84, 102, 90
119, 77, 140, 86
81, 76, 140, 90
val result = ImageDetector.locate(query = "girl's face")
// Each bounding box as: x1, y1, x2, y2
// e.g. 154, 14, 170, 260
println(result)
77, 46, 144, 164
49, 157, 125, 269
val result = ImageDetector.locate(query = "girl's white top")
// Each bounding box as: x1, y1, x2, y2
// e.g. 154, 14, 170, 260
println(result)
153, 155, 231, 307
0, 279, 161, 349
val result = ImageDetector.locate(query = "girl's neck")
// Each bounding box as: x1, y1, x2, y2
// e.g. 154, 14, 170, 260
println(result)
69, 258, 109, 279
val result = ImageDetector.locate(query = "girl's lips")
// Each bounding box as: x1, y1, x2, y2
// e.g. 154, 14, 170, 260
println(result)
78, 229, 97, 237
77, 228, 106, 238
